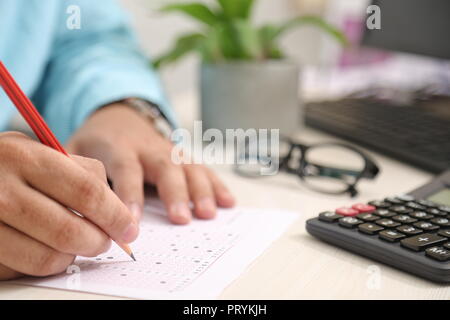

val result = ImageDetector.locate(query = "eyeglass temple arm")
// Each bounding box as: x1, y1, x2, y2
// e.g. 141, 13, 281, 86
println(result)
310, 164, 378, 179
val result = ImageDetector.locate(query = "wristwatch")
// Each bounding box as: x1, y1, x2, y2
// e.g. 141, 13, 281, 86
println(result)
118, 97, 173, 138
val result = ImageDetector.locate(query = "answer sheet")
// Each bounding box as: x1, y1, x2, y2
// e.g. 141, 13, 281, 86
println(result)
15, 199, 298, 299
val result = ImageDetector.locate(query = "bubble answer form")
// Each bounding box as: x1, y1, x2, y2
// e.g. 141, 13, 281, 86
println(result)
13, 198, 298, 299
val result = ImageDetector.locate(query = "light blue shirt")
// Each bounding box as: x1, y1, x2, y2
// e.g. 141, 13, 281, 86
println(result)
0, 0, 175, 143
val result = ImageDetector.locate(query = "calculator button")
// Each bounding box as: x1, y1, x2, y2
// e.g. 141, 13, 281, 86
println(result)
395, 195, 415, 202
385, 197, 403, 205
409, 211, 434, 220
352, 203, 375, 213
396, 225, 423, 236
431, 217, 450, 227
405, 202, 426, 211
438, 229, 450, 238
319, 211, 342, 223
376, 219, 401, 228
413, 221, 439, 231
392, 215, 417, 224
425, 247, 450, 262
401, 233, 446, 251
339, 217, 363, 228
373, 209, 396, 218
358, 223, 384, 235
427, 208, 447, 217
379, 230, 405, 242
368, 200, 391, 209
390, 206, 413, 214
357, 213, 380, 222
438, 206, 450, 214
335, 207, 359, 216
416, 199, 438, 208
444, 242, 450, 250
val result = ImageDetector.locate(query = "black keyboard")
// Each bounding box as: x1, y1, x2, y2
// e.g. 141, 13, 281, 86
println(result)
305, 98, 450, 173
306, 196, 450, 283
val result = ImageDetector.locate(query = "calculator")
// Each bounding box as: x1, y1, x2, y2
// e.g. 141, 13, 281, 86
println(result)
306, 170, 450, 283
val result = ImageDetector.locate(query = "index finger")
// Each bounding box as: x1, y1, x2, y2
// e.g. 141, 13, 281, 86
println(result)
21, 147, 139, 244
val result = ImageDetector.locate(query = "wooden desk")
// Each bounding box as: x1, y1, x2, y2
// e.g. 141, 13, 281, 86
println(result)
1, 126, 446, 299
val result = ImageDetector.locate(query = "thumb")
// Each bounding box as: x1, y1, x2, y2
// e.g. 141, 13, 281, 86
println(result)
106, 156, 145, 222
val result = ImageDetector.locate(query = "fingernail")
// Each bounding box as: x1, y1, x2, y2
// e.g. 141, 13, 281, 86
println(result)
121, 222, 139, 243
127, 203, 142, 222
170, 202, 191, 223
198, 197, 216, 215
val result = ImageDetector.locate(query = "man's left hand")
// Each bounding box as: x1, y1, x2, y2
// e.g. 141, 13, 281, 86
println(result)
66, 103, 235, 225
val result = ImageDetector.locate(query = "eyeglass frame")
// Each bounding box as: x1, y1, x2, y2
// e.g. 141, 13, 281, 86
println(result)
234, 136, 380, 197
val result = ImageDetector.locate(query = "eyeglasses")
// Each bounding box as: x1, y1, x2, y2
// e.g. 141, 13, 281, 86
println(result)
234, 137, 380, 197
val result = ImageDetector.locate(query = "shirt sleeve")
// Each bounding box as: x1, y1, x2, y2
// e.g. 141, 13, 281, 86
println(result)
32, 0, 177, 143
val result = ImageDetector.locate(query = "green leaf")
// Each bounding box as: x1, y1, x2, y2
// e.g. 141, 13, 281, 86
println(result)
216, 20, 263, 60
160, 3, 219, 26
259, 16, 348, 59
217, 0, 255, 19
258, 24, 284, 59
231, 20, 263, 59
153, 33, 206, 68
199, 27, 225, 63
278, 15, 348, 46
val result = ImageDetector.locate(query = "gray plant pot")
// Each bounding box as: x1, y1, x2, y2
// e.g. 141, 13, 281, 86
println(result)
200, 60, 302, 136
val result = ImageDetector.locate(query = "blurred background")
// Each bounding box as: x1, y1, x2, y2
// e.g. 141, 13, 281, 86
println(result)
119, 0, 450, 175
120, 0, 449, 121
121, 0, 337, 123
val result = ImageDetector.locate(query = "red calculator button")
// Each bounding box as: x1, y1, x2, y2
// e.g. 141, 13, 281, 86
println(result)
352, 203, 376, 213
336, 207, 359, 216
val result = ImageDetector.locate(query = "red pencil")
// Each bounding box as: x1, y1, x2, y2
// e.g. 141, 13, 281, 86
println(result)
0, 61, 135, 261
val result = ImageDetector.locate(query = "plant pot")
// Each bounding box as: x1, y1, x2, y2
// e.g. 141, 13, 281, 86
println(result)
200, 60, 302, 136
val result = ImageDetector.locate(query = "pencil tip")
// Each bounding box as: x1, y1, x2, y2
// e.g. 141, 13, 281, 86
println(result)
130, 253, 136, 261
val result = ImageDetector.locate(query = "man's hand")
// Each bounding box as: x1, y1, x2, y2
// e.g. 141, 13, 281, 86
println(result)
0, 132, 139, 280
66, 103, 235, 225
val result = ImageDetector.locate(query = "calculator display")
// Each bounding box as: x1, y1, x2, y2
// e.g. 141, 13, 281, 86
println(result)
427, 188, 450, 206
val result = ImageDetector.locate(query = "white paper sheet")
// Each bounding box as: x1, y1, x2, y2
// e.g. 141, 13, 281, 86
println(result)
13, 199, 298, 299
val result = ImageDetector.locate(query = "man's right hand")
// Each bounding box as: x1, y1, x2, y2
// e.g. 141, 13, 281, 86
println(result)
0, 132, 139, 280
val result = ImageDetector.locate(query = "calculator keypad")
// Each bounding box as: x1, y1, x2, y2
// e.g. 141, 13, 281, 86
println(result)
425, 247, 450, 261
379, 230, 405, 242
410, 211, 433, 220
358, 223, 384, 235
319, 211, 342, 223
397, 225, 423, 236
392, 215, 417, 224
339, 217, 363, 228
317, 196, 450, 262
373, 209, 395, 217
335, 207, 359, 216
357, 213, 379, 222
439, 230, 450, 238
413, 221, 439, 231
431, 217, 450, 227
376, 219, 401, 228
401, 233, 446, 252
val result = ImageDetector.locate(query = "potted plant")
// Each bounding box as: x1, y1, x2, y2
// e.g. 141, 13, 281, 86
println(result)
154, 0, 346, 135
